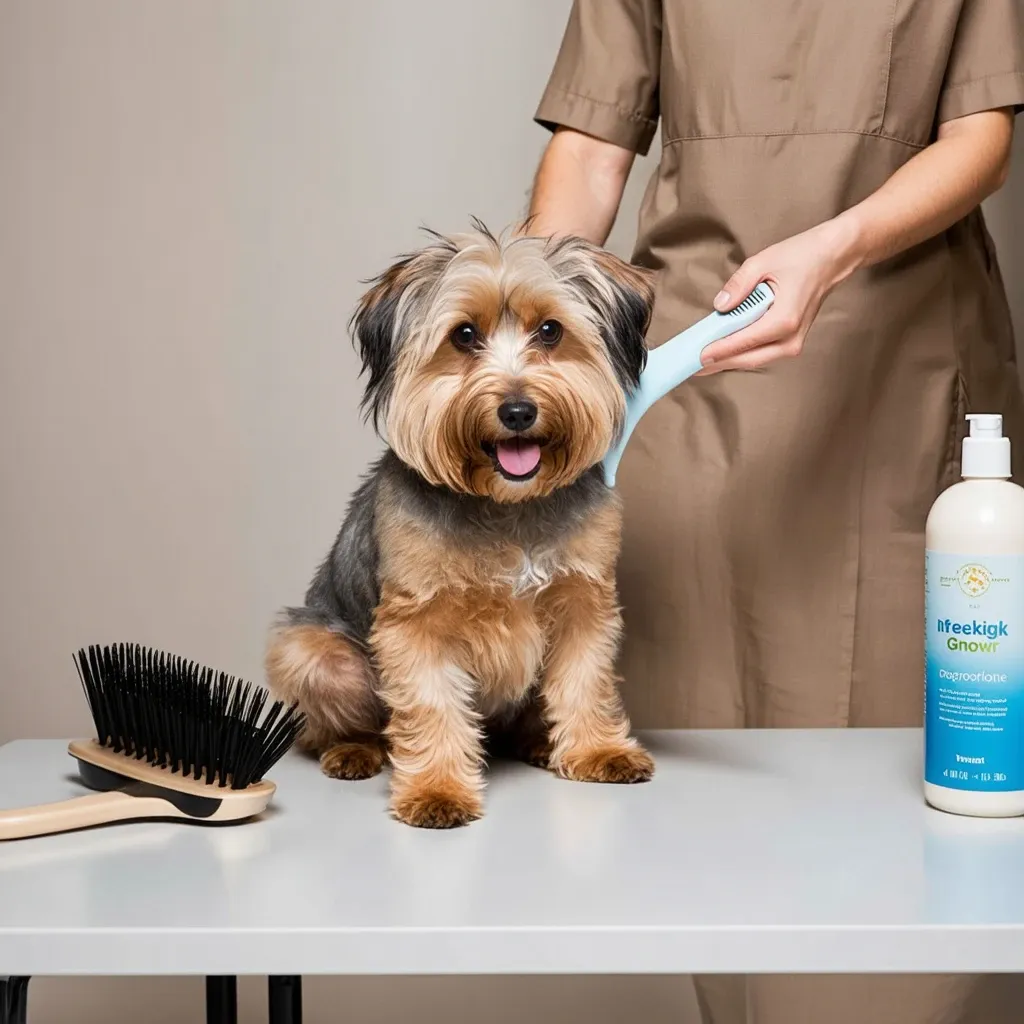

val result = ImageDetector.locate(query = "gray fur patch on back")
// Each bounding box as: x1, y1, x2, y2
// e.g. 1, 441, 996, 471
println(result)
291, 465, 383, 646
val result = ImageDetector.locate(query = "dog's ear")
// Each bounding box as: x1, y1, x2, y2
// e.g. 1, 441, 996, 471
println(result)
350, 237, 457, 430
590, 249, 655, 390
552, 240, 655, 391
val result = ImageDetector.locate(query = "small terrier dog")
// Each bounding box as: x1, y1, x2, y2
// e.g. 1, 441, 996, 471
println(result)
267, 225, 656, 828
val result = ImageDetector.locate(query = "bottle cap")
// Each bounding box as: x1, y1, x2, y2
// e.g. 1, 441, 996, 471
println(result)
962, 413, 1011, 478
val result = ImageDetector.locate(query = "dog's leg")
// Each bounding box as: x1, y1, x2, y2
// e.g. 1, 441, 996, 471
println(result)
372, 598, 484, 829
538, 576, 654, 784
266, 621, 386, 780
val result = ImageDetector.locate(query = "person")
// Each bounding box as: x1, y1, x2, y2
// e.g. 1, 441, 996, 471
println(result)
528, 1, 1024, 1022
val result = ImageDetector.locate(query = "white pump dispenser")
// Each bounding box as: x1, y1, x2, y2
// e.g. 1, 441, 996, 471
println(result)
924, 414, 1024, 817
962, 413, 1011, 479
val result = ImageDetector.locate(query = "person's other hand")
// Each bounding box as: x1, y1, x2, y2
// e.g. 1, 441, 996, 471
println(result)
698, 218, 861, 373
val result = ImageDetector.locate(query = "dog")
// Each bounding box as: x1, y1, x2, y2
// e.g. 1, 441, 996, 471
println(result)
266, 224, 656, 828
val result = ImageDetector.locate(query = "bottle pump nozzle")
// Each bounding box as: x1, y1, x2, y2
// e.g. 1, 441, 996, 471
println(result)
962, 413, 1011, 478
967, 413, 1004, 440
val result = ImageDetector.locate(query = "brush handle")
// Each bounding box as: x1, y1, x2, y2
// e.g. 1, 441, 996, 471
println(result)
0, 790, 185, 841
602, 283, 775, 487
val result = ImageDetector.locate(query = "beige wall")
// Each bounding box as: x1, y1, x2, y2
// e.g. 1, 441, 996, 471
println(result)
0, 2, 1021, 1021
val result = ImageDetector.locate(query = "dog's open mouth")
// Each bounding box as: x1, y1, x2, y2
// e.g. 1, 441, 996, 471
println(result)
482, 439, 544, 482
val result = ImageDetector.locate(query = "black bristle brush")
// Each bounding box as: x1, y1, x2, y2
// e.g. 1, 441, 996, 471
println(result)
0, 644, 305, 841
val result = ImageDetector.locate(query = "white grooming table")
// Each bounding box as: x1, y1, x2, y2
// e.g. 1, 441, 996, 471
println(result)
1, 729, 1023, 1022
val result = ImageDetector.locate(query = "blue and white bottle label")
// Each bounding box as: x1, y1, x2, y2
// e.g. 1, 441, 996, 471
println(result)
925, 551, 1024, 791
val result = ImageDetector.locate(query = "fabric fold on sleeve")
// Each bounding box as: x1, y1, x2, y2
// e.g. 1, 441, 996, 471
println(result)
534, 0, 662, 154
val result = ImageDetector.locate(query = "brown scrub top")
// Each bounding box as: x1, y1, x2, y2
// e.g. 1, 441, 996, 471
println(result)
536, 0, 1024, 734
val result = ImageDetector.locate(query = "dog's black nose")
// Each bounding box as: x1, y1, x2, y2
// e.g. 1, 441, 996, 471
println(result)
497, 399, 538, 433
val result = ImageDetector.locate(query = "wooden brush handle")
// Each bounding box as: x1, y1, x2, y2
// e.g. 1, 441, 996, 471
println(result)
0, 790, 186, 841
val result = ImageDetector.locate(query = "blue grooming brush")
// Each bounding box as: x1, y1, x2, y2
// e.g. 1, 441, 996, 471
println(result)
602, 282, 776, 487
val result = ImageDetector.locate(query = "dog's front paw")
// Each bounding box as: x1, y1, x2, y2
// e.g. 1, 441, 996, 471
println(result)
320, 741, 386, 780
556, 744, 654, 784
391, 785, 482, 829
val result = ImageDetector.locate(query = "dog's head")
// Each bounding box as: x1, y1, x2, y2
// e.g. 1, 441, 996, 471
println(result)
351, 224, 654, 502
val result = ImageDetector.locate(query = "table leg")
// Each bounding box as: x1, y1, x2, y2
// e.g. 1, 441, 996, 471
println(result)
268, 975, 302, 1024
206, 976, 237, 1024
0, 978, 30, 1024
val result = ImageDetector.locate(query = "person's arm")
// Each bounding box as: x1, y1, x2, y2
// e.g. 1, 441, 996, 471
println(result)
701, 108, 1016, 372
526, 127, 636, 245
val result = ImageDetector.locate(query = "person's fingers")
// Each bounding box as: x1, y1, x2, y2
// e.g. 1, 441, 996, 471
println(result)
714, 259, 767, 312
700, 335, 805, 373
700, 306, 799, 364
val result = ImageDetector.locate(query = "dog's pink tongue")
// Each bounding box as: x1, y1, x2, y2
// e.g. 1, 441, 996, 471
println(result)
496, 438, 541, 477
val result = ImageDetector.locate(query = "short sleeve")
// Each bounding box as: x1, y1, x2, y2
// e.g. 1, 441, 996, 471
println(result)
534, 0, 662, 155
938, 0, 1024, 122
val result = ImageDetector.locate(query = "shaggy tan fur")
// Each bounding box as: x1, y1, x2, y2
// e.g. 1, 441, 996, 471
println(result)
266, 228, 655, 828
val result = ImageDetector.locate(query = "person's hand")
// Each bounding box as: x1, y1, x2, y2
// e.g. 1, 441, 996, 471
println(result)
698, 217, 862, 373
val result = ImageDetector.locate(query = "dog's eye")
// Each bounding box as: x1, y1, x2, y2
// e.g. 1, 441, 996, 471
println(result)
538, 320, 563, 347
450, 323, 480, 352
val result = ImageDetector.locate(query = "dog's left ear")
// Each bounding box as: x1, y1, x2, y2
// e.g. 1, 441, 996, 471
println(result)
556, 240, 655, 391
350, 238, 457, 430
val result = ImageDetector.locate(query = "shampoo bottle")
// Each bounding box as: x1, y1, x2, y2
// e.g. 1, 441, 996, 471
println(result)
925, 414, 1024, 816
